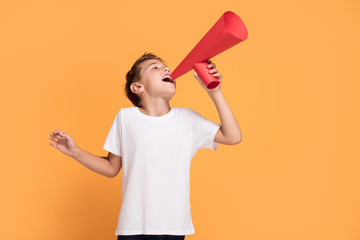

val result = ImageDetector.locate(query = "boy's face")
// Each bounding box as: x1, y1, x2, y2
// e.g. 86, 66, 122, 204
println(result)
134, 59, 176, 101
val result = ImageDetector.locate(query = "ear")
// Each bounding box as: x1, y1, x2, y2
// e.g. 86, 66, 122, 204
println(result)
130, 82, 144, 95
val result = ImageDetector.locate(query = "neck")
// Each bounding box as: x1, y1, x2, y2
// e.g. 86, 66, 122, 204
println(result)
138, 100, 171, 117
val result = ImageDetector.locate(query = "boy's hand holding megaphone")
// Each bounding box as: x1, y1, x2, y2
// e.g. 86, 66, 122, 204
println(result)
193, 59, 222, 94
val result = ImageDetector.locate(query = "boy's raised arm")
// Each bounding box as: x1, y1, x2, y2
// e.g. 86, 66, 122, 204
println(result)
193, 60, 242, 145
209, 90, 242, 145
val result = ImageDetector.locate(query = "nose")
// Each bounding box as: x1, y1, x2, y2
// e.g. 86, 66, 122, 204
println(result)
164, 66, 170, 73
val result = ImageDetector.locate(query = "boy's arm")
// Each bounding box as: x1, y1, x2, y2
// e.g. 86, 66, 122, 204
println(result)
105, 152, 122, 176
209, 90, 242, 145
72, 147, 121, 178
193, 60, 242, 145
49, 130, 120, 178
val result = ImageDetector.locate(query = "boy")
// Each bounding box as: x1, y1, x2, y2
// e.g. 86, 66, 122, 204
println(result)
49, 53, 241, 240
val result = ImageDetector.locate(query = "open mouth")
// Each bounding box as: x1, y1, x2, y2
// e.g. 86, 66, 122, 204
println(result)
162, 74, 175, 84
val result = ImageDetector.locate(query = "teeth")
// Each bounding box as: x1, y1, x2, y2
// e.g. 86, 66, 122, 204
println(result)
162, 75, 172, 80
162, 75, 174, 83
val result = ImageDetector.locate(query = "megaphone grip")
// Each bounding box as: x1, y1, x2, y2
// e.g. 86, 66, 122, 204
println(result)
193, 61, 221, 89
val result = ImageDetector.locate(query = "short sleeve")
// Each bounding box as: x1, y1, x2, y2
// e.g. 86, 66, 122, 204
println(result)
103, 110, 122, 157
189, 109, 221, 153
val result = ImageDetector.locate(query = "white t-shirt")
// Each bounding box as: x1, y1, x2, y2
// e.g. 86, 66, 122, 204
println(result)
103, 106, 220, 236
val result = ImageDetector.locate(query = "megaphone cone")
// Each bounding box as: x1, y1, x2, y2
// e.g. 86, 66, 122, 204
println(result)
171, 11, 248, 89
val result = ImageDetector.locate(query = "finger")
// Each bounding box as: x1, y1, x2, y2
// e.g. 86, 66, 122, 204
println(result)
49, 136, 59, 142
51, 131, 59, 138
212, 73, 222, 78
209, 68, 218, 74
193, 72, 206, 86
59, 132, 67, 140
207, 59, 212, 64
52, 130, 60, 137
56, 130, 65, 136
207, 63, 216, 68
56, 130, 65, 137
49, 141, 60, 149
51, 130, 64, 138
193, 72, 202, 81
193, 72, 201, 82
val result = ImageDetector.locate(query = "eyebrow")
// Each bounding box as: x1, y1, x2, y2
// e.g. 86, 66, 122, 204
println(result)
146, 61, 166, 70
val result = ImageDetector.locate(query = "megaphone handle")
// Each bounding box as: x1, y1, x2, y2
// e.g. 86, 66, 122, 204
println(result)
193, 61, 221, 89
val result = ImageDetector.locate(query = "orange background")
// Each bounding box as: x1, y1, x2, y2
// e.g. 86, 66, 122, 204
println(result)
1, 0, 359, 240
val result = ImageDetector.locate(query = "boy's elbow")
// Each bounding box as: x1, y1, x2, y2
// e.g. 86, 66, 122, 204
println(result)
107, 172, 116, 178
108, 170, 120, 178
106, 172, 114, 178
230, 135, 242, 145
106, 169, 119, 178
235, 132, 242, 144
229, 129, 242, 145
231, 137, 242, 145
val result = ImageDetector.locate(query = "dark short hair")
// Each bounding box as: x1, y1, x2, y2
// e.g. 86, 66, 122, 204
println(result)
124, 52, 164, 107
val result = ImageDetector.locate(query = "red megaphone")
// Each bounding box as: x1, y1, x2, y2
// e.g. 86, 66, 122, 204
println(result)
171, 11, 248, 89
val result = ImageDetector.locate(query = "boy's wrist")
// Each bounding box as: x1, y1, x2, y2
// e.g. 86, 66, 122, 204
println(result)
208, 89, 223, 99
71, 146, 82, 159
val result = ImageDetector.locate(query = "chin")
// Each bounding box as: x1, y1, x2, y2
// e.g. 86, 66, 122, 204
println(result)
165, 90, 176, 100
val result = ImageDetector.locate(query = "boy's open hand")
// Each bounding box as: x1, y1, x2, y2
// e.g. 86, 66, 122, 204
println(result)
49, 130, 78, 158
193, 59, 222, 94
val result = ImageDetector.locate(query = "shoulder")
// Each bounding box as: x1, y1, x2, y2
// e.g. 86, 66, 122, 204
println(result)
172, 107, 195, 115
109, 107, 136, 120
172, 107, 202, 120
183, 107, 200, 116
117, 107, 137, 115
